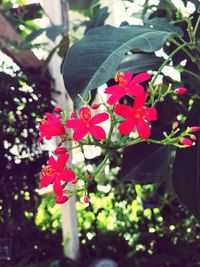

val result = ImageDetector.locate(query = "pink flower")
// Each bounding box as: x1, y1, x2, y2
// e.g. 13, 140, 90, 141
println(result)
180, 137, 193, 146
39, 154, 76, 197
38, 113, 66, 144
104, 72, 151, 105
66, 106, 109, 141
175, 87, 187, 95
113, 93, 157, 139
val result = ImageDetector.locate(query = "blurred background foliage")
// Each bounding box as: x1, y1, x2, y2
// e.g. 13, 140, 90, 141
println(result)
0, 0, 200, 267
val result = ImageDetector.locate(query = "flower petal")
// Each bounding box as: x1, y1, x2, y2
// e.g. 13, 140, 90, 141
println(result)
104, 85, 124, 94
53, 178, 63, 196
131, 72, 151, 84
133, 93, 146, 109
89, 125, 106, 140
66, 119, 84, 128
136, 120, 151, 139
54, 147, 67, 155
48, 156, 57, 169
124, 72, 133, 82
56, 154, 69, 171
113, 104, 134, 119
105, 85, 126, 105
73, 127, 88, 141
118, 119, 136, 135
143, 107, 157, 121
37, 134, 44, 144
40, 175, 54, 188
60, 169, 75, 182
107, 93, 125, 105
91, 113, 109, 125
126, 84, 145, 97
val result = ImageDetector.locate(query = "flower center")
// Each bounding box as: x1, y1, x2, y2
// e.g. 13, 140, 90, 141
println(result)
135, 108, 145, 119
40, 165, 57, 177
80, 109, 91, 122
114, 72, 128, 87
40, 119, 47, 126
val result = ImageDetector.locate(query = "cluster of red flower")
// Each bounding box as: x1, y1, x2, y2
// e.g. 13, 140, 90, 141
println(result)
37, 71, 199, 204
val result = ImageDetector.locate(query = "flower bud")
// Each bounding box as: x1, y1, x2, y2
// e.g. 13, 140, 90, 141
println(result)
84, 196, 89, 204
175, 88, 187, 95
91, 103, 100, 109
54, 147, 67, 155
61, 137, 66, 143
190, 126, 200, 132
71, 178, 77, 184
70, 112, 76, 119
191, 135, 197, 141
146, 90, 151, 94
172, 120, 179, 129
180, 137, 193, 146
53, 107, 62, 113
86, 175, 93, 180
55, 195, 68, 204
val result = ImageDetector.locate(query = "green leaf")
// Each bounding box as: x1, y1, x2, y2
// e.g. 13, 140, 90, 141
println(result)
85, 7, 109, 33
62, 25, 174, 106
46, 24, 66, 42
23, 24, 66, 43
120, 144, 174, 184
23, 28, 45, 43
172, 100, 200, 221
145, 18, 184, 37
68, 0, 93, 10
197, 4, 200, 13
117, 53, 164, 74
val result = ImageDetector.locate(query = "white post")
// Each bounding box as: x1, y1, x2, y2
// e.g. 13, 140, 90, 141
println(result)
42, 0, 79, 260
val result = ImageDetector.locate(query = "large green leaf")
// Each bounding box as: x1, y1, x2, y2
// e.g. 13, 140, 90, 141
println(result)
62, 24, 176, 106
172, 100, 200, 221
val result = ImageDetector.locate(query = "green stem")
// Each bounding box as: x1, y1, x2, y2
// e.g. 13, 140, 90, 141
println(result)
150, 42, 188, 87
193, 14, 200, 40
183, 69, 200, 81
93, 152, 110, 177
171, 38, 195, 62
107, 111, 115, 144
123, 138, 144, 147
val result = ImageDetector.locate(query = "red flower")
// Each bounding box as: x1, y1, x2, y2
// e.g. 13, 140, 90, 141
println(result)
39, 154, 76, 197
38, 113, 66, 144
104, 72, 151, 105
113, 93, 157, 139
66, 107, 109, 141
